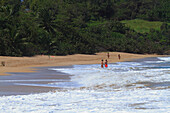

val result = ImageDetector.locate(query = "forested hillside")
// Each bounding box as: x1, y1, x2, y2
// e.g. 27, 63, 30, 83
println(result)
0, 0, 170, 56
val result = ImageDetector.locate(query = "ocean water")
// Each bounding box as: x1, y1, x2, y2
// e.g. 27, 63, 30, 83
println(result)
0, 57, 169, 113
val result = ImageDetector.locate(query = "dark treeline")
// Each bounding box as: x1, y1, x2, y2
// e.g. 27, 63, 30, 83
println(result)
0, 0, 169, 56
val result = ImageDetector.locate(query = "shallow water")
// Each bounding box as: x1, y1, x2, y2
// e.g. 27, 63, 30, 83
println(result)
0, 57, 169, 113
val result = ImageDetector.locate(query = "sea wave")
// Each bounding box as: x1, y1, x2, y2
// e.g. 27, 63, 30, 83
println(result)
157, 57, 170, 62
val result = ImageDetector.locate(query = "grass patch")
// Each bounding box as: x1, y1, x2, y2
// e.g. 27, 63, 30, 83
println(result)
121, 19, 170, 33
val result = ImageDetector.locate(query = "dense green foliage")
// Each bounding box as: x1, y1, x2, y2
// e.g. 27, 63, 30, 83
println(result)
121, 19, 170, 33
0, 0, 170, 56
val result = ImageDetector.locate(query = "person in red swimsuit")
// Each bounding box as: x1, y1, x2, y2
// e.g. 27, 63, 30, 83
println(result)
105, 59, 108, 68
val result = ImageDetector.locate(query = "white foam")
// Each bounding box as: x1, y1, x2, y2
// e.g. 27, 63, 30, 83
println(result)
51, 64, 170, 89
0, 89, 169, 113
144, 61, 164, 63
157, 57, 170, 62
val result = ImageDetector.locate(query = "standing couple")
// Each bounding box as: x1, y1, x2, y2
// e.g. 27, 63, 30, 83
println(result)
101, 59, 108, 68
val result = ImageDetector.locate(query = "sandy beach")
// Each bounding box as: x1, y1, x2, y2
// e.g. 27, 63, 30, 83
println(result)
3, 52, 164, 96
0, 66, 72, 96
0, 52, 169, 112
0, 52, 166, 76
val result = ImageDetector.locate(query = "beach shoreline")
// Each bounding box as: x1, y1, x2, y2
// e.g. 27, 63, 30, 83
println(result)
0, 52, 168, 76
0, 66, 72, 96
0, 53, 169, 101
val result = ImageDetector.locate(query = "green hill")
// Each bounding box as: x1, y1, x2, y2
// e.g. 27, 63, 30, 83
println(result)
121, 19, 170, 33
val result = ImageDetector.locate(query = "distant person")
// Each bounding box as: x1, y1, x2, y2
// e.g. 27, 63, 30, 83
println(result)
107, 52, 110, 59
1, 61, 5, 66
105, 59, 108, 68
101, 59, 104, 68
118, 54, 121, 60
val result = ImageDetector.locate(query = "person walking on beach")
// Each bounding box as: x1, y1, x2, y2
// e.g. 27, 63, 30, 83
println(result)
118, 54, 121, 60
105, 59, 108, 68
101, 59, 104, 68
107, 52, 110, 59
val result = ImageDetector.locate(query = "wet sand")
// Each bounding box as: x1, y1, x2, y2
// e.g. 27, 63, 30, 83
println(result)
0, 66, 72, 96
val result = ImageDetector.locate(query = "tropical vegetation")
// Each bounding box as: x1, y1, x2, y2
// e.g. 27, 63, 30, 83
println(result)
0, 0, 170, 56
